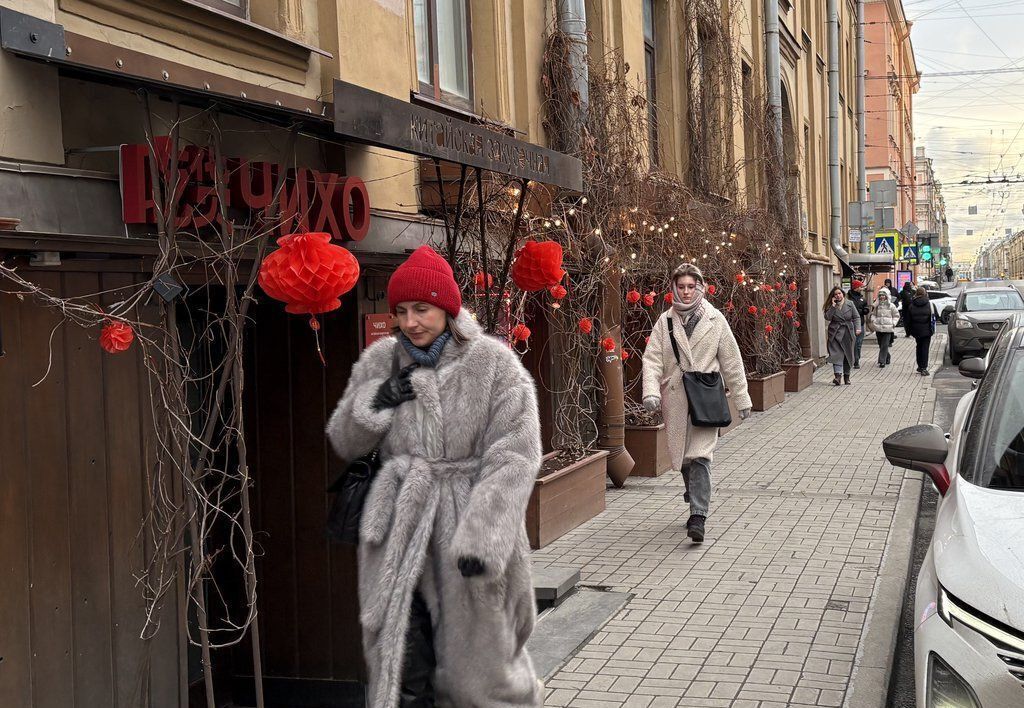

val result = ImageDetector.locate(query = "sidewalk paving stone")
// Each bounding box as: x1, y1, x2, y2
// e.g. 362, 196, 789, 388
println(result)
533, 335, 945, 706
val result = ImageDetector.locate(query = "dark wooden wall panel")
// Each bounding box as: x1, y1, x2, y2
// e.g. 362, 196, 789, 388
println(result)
0, 280, 34, 707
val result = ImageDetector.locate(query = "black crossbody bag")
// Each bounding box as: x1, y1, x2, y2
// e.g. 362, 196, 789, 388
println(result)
326, 346, 400, 545
667, 316, 732, 428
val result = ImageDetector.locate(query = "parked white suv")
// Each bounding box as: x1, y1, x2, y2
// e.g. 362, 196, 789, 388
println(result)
883, 314, 1024, 708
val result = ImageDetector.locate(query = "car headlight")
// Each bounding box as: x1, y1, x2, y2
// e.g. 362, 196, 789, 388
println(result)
928, 653, 981, 708
952, 319, 974, 330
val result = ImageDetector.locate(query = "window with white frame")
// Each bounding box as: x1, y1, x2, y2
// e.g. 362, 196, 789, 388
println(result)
413, 0, 473, 109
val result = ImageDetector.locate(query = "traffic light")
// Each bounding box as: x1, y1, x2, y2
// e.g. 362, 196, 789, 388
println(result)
939, 257, 948, 266
920, 242, 933, 262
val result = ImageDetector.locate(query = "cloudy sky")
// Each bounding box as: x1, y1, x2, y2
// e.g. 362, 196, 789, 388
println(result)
908, 0, 1024, 265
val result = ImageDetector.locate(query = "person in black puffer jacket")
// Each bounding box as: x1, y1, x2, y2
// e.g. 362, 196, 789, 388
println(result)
905, 286, 935, 376
848, 280, 870, 368
899, 282, 915, 338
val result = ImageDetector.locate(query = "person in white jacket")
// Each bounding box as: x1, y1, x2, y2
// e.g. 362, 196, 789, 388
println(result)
868, 288, 900, 368
641, 263, 752, 543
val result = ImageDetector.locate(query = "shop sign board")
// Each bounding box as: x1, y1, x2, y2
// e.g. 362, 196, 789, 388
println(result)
333, 80, 583, 192
364, 313, 395, 350
120, 137, 370, 242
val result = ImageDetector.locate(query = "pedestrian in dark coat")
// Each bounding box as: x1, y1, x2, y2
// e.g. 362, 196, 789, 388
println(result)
327, 245, 544, 707
884, 278, 899, 302
824, 286, 861, 386
905, 286, 936, 376
899, 281, 915, 337
848, 280, 870, 368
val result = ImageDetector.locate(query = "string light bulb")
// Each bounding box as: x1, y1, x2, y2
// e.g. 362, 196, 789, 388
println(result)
568, 208, 576, 215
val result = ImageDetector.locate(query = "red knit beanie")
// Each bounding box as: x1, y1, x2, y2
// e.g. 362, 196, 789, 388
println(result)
387, 246, 462, 317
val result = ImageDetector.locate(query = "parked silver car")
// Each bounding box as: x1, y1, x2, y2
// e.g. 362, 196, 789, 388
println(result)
947, 286, 1024, 364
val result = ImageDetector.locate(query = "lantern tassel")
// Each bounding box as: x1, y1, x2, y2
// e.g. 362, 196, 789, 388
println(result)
309, 315, 327, 367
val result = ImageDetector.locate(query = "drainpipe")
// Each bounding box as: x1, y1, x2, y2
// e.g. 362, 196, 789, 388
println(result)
827, 0, 850, 276
765, 0, 786, 225
856, 0, 867, 202
556, 0, 633, 484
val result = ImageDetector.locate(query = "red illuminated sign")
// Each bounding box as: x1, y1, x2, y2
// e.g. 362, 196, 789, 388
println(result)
120, 137, 370, 242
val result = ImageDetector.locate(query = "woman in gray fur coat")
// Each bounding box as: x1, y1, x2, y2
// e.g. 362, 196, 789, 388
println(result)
823, 286, 861, 386
327, 245, 543, 707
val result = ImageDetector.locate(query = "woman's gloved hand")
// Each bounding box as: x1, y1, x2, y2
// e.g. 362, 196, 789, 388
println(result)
739, 408, 751, 421
457, 556, 486, 577
372, 363, 419, 411
643, 396, 661, 413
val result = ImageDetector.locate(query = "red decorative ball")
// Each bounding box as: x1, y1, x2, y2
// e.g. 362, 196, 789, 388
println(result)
643, 292, 655, 307
747, 306, 758, 315
579, 317, 594, 334
785, 310, 795, 318
794, 320, 801, 327
760, 308, 767, 316
258, 232, 360, 315
707, 284, 716, 296
736, 273, 745, 283
726, 301, 734, 311
775, 282, 782, 290
664, 292, 673, 304
788, 282, 798, 292
761, 284, 773, 292
765, 325, 774, 333
100, 320, 134, 354
511, 323, 531, 342
549, 284, 568, 300
474, 272, 494, 291
601, 337, 616, 352
626, 289, 642, 305
621, 348, 631, 361
511, 240, 565, 291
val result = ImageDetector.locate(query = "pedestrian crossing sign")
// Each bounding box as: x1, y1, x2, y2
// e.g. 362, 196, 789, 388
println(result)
900, 244, 918, 262
873, 235, 895, 254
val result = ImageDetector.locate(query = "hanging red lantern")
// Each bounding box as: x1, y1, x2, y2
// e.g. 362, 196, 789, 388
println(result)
794, 320, 801, 327
549, 284, 568, 300
664, 292, 673, 304
579, 317, 594, 334
760, 308, 767, 316
726, 300, 734, 311
621, 348, 631, 361
773, 306, 781, 314
761, 284, 773, 292
765, 325, 774, 333
626, 289, 642, 305
735, 273, 745, 283
511, 323, 531, 342
785, 310, 795, 319
775, 282, 782, 290
643, 292, 656, 307
707, 284, 716, 296
601, 337, 616, 352
258, 232, 360, 321
789, 282, 798, 292
100, 320, 134, 354
747, 306, 758, 315
511, 240, 565, 291
474, 272, 494, 291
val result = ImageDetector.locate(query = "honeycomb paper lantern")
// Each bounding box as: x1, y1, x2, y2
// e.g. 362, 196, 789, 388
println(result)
511, 240, 565, 291
100, 320, 134, 354
258, 232, 360, 316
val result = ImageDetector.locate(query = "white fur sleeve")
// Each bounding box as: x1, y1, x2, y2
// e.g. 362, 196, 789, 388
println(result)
449, 368, 541, 578
325, 340, 397, 462
717, 323, 753, 412
642, 314, 668, 401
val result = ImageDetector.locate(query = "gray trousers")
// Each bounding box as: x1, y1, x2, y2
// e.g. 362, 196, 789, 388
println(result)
681, 457, 712, 517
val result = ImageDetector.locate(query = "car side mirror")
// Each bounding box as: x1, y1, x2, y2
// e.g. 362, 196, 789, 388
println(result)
942, 304, 955, 316
882, 424, 951, 495
958, 357, 986, 379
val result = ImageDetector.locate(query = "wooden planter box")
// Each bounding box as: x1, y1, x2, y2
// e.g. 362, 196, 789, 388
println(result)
625, 424, 670, 477
747, 371, 786, 411
719, 391, 742, 437
526, 450, 608, 549
782, 359, 814, 393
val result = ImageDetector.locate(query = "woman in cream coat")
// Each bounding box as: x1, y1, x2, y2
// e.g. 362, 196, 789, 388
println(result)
641, 263, 752, 543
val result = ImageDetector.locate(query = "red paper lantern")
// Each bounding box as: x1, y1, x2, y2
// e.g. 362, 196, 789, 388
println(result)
726, 301, 734, 311
579, 317, 594, 334
664, 292, 673, 304
100, 320, 134, 354
643, 292, 655, 307
511, 323, 531, 342
474, 272, 494, 291
775, 282, 782, 290
765, 325, 774, 333
773, 306, 781, 314
794, 320, 801, 327
761, 284, 773, 292
511, 240, 565, 291
258, 232, 360, 316
626, 289, 642, 305
707, 284, 716, 296
621, 348, 631, 361
785, 310, 795, 318
747, 306, 758, 315
601, 337, 616, 352
788, 282, 798, 292
760, 308, 767, 316
549, 284, 568, 300
736, 273, 745, 283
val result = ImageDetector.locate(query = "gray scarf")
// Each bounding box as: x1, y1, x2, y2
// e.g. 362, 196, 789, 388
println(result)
672, 281, 706, 336
399, 331, 451, 367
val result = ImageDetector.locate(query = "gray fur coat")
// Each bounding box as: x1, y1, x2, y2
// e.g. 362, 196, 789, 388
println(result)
824, 300, 860, 365
326, 310, 543, 707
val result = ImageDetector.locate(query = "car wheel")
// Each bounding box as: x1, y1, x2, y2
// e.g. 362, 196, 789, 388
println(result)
949, 346, 962, 365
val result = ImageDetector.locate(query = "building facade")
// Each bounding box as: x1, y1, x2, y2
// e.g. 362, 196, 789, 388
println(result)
914, 144, 950, 277
864, 0, 918, 234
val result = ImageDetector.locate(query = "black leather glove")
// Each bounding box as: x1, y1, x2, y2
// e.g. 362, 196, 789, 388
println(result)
457, 556, 486, 578
372, 363, 419, 411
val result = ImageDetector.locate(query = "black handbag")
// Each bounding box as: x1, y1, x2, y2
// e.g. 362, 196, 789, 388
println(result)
326, 347, 400, 545
667, 316, 732, 428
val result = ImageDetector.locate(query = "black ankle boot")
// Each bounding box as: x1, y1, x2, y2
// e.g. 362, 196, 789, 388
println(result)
687, 515, 706, 543
844, 374, 851, 385
833, 374, 842, 386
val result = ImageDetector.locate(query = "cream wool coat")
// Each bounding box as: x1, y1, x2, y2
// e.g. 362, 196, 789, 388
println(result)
642, 304, 752, 469
327, 310, 543, 708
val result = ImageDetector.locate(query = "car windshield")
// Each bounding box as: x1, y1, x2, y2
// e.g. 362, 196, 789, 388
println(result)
964, 347, 1024, 491
960, 291, 1024, 312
